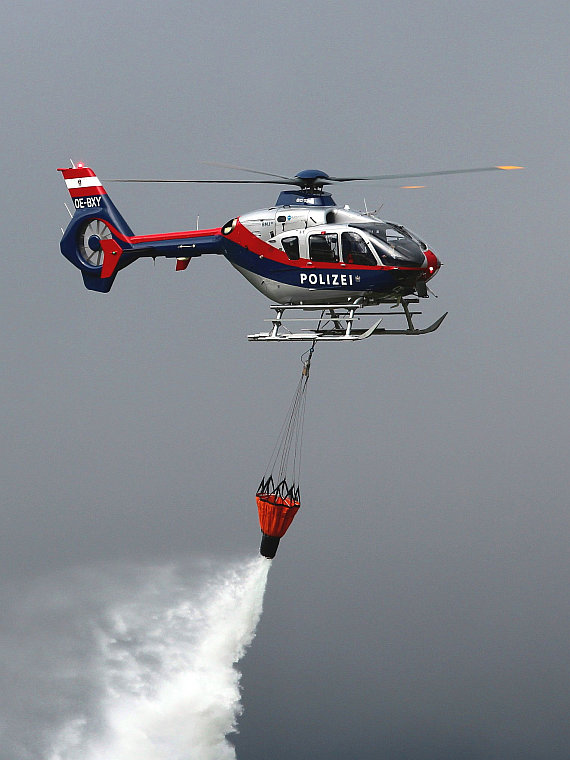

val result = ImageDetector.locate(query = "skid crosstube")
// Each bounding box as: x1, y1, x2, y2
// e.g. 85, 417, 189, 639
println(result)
248, 299, 447, 341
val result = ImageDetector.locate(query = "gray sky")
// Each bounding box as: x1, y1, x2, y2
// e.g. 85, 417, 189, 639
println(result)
2, 0, 569, 757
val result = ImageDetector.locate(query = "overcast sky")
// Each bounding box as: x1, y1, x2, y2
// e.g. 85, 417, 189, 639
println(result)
1, 1, 569, 758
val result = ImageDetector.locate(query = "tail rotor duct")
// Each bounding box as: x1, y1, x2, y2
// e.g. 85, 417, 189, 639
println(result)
78, 219, 113, 268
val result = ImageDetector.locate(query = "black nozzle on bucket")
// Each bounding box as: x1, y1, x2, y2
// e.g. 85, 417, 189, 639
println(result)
260, 534, 280, 559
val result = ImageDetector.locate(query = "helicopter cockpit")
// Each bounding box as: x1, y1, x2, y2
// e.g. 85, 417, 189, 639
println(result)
348, 222, 426, 267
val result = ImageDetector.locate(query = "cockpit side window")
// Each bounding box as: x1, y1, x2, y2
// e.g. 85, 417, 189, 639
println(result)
309, 233, 339, 263
341, 232, 377, 266
282, 236, 300, 260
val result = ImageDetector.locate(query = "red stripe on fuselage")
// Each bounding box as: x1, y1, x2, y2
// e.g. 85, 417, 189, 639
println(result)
130, 228, 221, 244
75, 219, 221, 247
225, 220, 424, 272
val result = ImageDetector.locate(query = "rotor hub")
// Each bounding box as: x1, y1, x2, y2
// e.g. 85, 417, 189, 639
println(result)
88, 234, 102, 251
294, 169, 331, 191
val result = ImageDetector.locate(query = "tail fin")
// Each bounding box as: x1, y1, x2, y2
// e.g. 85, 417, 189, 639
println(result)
58, 164, 134, 292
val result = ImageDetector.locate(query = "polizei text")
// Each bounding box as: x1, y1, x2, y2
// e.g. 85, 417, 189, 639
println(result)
300, 272, 355, 287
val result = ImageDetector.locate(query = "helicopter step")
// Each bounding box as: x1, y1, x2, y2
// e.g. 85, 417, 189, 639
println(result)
247, 299, 448, 342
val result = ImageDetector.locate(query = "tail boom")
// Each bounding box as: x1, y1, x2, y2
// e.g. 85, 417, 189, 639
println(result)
58, 164, 224, 291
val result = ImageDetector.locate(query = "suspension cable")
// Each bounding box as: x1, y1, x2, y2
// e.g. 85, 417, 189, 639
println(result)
258, 337, 318, 500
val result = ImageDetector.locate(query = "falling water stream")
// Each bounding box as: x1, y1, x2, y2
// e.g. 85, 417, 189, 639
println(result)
0, 556, 270, 760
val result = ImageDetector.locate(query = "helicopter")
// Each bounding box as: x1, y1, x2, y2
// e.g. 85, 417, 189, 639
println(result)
58, 162, 522, 340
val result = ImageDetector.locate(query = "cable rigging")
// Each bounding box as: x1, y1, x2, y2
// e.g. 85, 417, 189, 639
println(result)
256, 340, 316, 558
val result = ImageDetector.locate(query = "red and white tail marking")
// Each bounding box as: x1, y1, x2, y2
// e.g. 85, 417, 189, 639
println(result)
58, 166, 107, 198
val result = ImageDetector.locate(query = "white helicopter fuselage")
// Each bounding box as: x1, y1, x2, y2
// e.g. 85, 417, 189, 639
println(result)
223, 204, 439, 305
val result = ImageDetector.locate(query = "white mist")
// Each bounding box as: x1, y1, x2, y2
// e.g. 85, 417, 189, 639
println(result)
45, 556, 270, 760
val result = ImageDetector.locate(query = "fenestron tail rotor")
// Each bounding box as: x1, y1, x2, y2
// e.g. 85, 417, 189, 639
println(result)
78, 219, 113, 268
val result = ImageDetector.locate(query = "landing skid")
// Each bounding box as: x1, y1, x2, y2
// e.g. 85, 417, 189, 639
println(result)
248, 299, 448, 341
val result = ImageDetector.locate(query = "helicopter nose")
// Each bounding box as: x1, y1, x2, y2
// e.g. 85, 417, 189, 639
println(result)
424, 249, 441, 280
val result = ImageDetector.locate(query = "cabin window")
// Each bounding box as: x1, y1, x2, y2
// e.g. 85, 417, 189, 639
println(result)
309, 233, 339, 263
341, 232, 377, 266
282, 236, 300, 260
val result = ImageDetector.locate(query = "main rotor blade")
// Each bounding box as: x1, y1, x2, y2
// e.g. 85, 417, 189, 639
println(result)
328, 166, 524, 182
105, 178, 288, 184
201, 161, 293, 181
105, 165, 522, 186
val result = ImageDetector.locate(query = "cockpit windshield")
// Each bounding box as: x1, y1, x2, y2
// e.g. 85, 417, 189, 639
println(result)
348, 223, 425, 267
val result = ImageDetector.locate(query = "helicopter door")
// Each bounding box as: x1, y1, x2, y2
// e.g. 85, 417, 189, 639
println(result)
341, 231, 378, 265
308, 232, 339, 263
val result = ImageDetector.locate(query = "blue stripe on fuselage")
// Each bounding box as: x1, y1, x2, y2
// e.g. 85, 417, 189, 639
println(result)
221, 238, 417, 296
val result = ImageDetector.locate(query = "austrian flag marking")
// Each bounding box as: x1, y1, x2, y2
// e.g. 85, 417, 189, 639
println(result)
64, 176, 103, 190
58, 167, 107, 199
